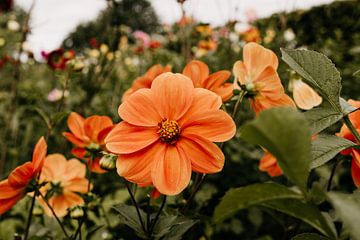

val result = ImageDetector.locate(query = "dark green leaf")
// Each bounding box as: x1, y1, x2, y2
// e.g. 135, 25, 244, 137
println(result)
291, 233, 329, 240
154, 216, 197, 240
311, 135, 356, 169
213, 182, 302, 223
52, 111, 70, 125
33, 107, 51, 129
240, 108, 311, 191
112, 204, 147, 238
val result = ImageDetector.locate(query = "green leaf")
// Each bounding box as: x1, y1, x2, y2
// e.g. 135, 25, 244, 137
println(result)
153, 215, 197, 240
33, 107, 51, 129
52, 111, 70, 125
327, 192, 360, 240
213, 182, 302, 223
281, 48, 341, 112
112, 204, 147, 238
311, 135, 356, 169
291, 233, 329, 240
260, 199, 337, 238
240, 108, 311, 191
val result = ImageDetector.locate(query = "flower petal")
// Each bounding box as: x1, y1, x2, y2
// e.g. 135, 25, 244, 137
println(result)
32, 137, 47, 172
0, 179, 23, 199
8, 162, 34, 188
204, 70, 231, 89
118, 89, 161, 127
259, 152, 282, 177
151, 73, 194, 120
41, 154, 67, 181
63, 159, 86, 181
212, 83, 234, 102
292, 80, 322, 110
181, 109, 236, 142
67, 112, 89, 141
177, 136, 224, 173
182, 60, 209, 87
65, 178, 89, 193
151, 145, 191, 195
0, 194, 23, 215
105, 122, 159, 154
84, 115, 113, 142
63, 132, 87, 148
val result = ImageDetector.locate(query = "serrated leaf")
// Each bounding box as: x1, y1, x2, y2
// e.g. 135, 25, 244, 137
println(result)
291, 233, 329, 240
281, 49, 341, 112
240, 108, 311, 191
327, 192, 360, 240
311, 135, 357, 169
112, 204, 147, 238
260, 199, 337, 239
213, 182, 302, 223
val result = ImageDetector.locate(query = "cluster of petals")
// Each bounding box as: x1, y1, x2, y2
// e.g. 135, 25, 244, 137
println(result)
38, 154, 90, 217
105, 73, 236, 195
63, 112, 114, 173
0, 137, 47, 214
289, 78, 322, 110
337, 99, 360, 187
233, 42, 295, 114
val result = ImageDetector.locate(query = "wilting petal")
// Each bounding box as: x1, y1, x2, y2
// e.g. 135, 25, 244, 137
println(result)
67, 112, 89, 141
177, 136, 224, 173
182, 60, 209, 87
0, 180, 23, 199
8, 162, 34, 188
32, 137, 47, 172
117, 142, 166, 186
151, 73, 194, 120
63, 132, 87, 148
105, 122, 159, 154
181, 109, 236, 142
259, 152, 282, 177
118, 89, 161, 127
84, 115, 113, 142
63, 159, 86, 181
65, 178, 89, 193
151, 145, 191, 195
292, 80, 322, 110
0, 194, 23, 215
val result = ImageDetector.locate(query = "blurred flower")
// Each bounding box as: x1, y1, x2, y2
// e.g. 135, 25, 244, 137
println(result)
284, 29, 296, 42
0, 137, 47, 214
259, 152, 282, 177
233, 42, 295, 114
133, 30, 151, 48
122, 64, 171, 101
177, 16, 194, 27
100, 44, 109, 54
196, 24, 213, 37
67, 57, 85, 72
41, 49, 75, 70
89, 38, 99, 48
337, 99, 360, 187
38, 154, 89, 217
0, 38, 6, 47
264, 29, 276, 44
198, 39, 217, 51
149, 40, 161, 49
63, 112, 114, 173
288, 76, 322, 110
245, 8, 258, 23
7, 20, 20, 32
88, 49, 100, 58
183, 60, 233, 102
47, 88, 69, 102
105, 73, 236, 195
241, 27, 261, 43
0, 55, 11, 69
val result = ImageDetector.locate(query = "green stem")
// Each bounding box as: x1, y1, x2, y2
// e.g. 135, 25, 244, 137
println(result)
231, 90, 247, 119
344, 115, 360, 144
181, 173, 206, 214
327, 160, 342, 191
148, 195, 167, 237
24, 193, 37, 240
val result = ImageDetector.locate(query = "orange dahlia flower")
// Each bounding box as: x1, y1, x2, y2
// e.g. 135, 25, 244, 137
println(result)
122, 64, 171, 101
337, 99, 360, 187
259, 152, 282, 177
63, 112, 114, 173
233, 42, 295, 114
289, 78, 322, 110
105, 73, 236, 195
182, 60, 233, 102
0, 137, 47, 214
38, 154, 89, 217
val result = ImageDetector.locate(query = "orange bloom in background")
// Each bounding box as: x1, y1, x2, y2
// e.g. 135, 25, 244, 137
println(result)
289, 78, 322, 110
259, 152, 282, 177
105, 73, 236, 195
38, 154, 89, 217
122, 64, 171, 101
233, 42, 295, 114
183, 60, 233, 102
0, 137, 47, 214
241, 27, 261, 43
337, 99, 360, 187
63, 112, 114, 173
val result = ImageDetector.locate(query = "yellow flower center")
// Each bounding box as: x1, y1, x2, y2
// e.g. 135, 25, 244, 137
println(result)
158, 119, 180, 144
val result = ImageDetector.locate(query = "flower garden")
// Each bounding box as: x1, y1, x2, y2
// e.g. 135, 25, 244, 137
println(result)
1, 0, 360, 239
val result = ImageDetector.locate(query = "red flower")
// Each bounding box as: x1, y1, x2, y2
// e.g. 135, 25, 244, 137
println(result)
42, 49, 75, 70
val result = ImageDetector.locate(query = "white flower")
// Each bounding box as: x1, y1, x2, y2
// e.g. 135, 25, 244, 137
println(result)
7, 20, 20, 31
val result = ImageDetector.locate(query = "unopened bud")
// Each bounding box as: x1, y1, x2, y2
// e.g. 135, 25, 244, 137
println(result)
70, 206, 84, 219
99, 153, 117, 170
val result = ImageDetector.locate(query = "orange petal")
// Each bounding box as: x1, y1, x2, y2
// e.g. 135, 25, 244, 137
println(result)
212, 83, 234, 102
233, 60, 248, 86
145, 64, 172, 80
118, 89, 161, 127
292, 80, 322, 110
71, 147, 87, 159
151, 145, 191, 195
0, 179, 24, 199
0, 194, 23, 215
182, 60, 209, 87
152, 73, 194, 120
203, 70, 231, 89
65, 178, 89, 193
63, 191, 84, 210
67, 112, 89, 141
105, 122, 159, 154
181, 109, 236, 142
117, 142, 166, 186
8, 162, 34, 188
63, 159, 86, 181
89, 157, 107, 173
45, 195, 69, 217
259, 152, 283, 177
41, 154, 67, 181
97, 125, 115, 144
63, 132, 87, 148
32, 136, 47, 172
178, 136, 224, 173
254, 67, 284, 99
84, 115, 113, 142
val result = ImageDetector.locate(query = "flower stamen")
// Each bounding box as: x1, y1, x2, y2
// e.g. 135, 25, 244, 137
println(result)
158, 119, 180, 144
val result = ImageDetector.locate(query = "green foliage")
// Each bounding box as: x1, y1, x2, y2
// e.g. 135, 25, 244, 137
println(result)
291, 233, 329, 240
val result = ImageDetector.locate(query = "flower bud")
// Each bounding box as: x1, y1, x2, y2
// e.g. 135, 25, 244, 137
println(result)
70, 206, 84, 219
99, 153, 117, 170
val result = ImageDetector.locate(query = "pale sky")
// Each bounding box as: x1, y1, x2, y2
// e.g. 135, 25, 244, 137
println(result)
15, 0, 334, 54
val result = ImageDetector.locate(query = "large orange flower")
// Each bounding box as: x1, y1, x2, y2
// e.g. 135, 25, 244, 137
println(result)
233, 42, 295, 114
105, 73, 236, 195
183, 60, 233, 102
0, 137, 47, 214
38, 154, 89, 217
337, 99, 360, 187
122, 64, 171, 101
63, 112, 114, 173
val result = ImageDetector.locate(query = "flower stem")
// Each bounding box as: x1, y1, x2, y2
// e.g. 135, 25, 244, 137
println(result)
24, 193, 37, 240
181, 173, 206, 214
38, 191, 70, 238
344, 115, 360, 144
231, 90, 247, 119
148, 195, 167, 237
327, 159, 342, 191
